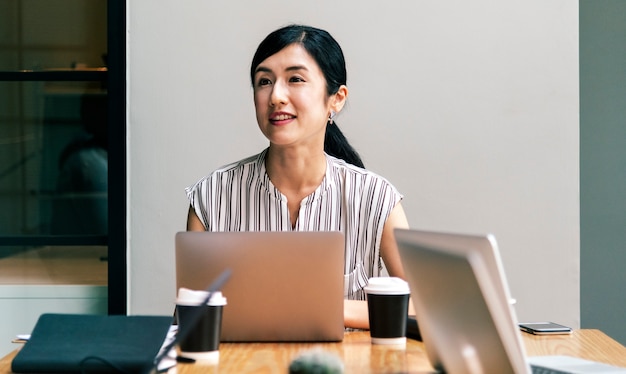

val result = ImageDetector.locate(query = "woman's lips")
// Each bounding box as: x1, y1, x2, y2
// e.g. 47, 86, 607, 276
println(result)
270, 112, 295, 125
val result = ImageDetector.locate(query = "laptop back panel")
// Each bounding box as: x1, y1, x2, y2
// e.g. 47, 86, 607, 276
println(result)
175, 231, 345, 342
394, 228, 530, 374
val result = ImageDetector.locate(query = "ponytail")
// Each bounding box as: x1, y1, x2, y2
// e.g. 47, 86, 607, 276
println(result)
324, 122, 364, 168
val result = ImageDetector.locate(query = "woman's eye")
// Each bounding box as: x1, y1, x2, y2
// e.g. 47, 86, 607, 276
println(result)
257, 78, 272, 86
290, 76, 305, 83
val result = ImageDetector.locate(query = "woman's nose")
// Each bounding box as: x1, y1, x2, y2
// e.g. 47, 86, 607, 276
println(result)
270, 81, 287, 106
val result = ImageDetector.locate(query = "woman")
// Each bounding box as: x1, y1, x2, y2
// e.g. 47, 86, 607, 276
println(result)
186, 24, 409, 329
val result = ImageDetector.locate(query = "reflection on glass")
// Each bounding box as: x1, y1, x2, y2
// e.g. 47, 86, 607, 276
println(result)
0, 0, 107, 72
0, 82, 107, 236
50, 90, 108, 235
0, 0, 108, 237
0, 245, 108, 285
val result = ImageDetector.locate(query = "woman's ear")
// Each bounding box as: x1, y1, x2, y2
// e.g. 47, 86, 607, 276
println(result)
331, 85, 348, 113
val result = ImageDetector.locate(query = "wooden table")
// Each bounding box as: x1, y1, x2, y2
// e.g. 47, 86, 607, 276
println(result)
1, 330, 625, 373
523, 329, 626, 367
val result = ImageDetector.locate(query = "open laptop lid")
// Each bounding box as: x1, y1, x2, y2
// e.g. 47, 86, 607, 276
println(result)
394, 228, 530, 374
175, 231, 345, 342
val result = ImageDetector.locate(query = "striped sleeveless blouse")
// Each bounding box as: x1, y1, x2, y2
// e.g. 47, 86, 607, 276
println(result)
185, 148, 403, 300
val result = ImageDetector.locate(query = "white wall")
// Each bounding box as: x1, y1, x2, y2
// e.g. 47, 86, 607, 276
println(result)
127, 1, 580, 328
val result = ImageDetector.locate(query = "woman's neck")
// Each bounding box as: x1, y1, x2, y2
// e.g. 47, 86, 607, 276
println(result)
265, 146, 327, 195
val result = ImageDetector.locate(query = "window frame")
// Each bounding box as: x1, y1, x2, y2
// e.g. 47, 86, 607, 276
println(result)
0, 0, 127, 315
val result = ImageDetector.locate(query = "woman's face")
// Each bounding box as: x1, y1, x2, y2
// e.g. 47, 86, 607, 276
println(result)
253, 44, 338, 149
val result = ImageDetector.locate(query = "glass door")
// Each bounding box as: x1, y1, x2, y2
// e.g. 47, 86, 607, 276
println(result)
0, 0, 126, 355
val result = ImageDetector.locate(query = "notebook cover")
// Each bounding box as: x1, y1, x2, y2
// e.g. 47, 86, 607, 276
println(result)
12, 313, 173, 373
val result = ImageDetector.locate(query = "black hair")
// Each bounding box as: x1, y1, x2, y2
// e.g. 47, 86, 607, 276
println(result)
250, 24, 365, 168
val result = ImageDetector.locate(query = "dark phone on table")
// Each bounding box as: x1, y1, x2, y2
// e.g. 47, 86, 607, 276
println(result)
519, 322, 572, 335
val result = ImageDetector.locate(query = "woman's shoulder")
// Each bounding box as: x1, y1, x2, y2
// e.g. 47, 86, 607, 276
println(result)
325, 154, 403, 210
326, 153, 390, 182
326, 153, 402, 194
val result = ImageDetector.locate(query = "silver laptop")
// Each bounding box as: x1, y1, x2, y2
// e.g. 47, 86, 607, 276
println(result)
175, 231, 345, 342
394, 228, 626, 374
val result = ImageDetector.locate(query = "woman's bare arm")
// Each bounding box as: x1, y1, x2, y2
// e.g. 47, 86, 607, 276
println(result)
344, 299, 370, 330
343, 203, 410, 329
186, 206, 205, 231
380, 203, 410, 279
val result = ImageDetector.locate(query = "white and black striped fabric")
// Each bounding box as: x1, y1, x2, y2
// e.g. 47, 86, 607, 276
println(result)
186, 148, 403, 300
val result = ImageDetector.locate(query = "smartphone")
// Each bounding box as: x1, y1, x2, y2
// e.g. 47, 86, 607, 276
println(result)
519, 322, 572, 335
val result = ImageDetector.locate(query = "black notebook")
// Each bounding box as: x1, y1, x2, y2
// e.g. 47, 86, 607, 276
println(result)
12, 313, 173, 373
